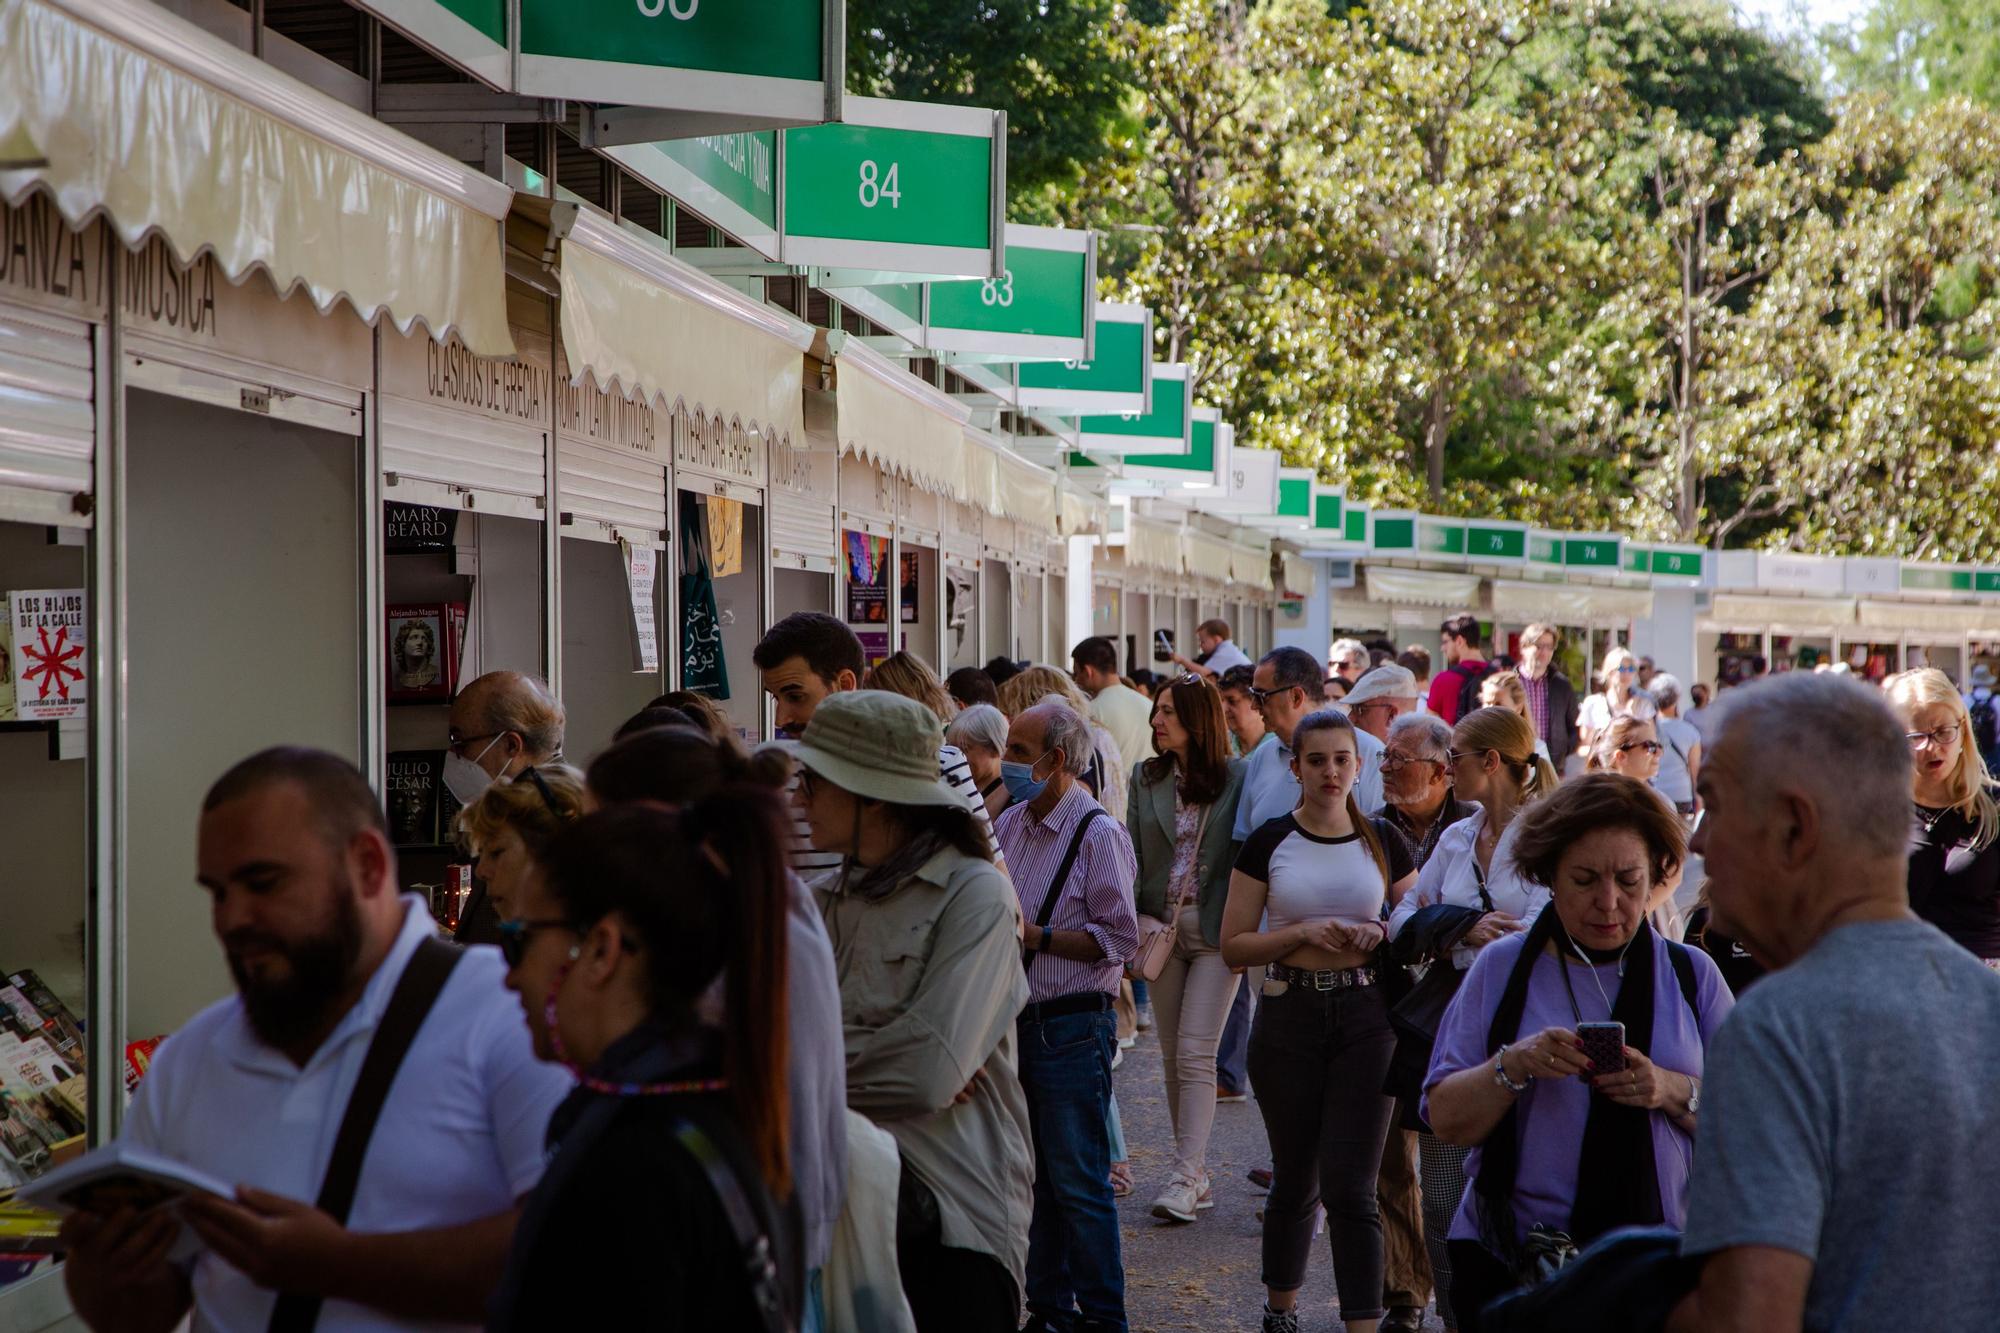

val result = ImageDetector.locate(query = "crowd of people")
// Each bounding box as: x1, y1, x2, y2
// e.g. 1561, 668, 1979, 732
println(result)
50, 609, 2000, 1333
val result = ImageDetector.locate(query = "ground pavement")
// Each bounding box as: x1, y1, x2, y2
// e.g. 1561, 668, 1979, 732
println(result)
1113, 1018, 1449, 1333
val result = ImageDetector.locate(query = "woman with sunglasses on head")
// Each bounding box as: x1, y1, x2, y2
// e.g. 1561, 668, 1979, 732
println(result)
490, 797, 799, 1330
452, 764, 587, 928
1887, 668, 2000, 966
1222, 709, 1418, 1333
1384, 707, 1557, 1333
1127, 675, 1248, 1224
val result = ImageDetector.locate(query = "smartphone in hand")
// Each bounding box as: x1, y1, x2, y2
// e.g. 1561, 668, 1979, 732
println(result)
1576, 1022, 1627, 1074
1154, 629, 1175, 663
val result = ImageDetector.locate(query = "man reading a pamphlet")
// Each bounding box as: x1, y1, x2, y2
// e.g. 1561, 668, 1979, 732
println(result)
59, 747, 570, 1333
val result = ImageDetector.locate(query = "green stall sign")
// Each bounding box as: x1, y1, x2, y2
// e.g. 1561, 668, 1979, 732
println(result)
924, 225, 1096, 362
1977, 570, 2000, 594
1528, 530, 1564, 567
1078, 364, 1191, 455
781, 96, 1004, 281
1651, 547, 1705, 580
1466, 521, 1527, 561
540, 0, 840, 138
602, 130, 779, 257
1344, 504, 1370, 545
1418, 516, 1466, 559
1313, 488, 1344, 534
1902, 564, 1975, 593
1564, 536, 1623, 570
1372, 512, 1417, 553
1121, 408, 1227, 488
1015, 304, 1152, 414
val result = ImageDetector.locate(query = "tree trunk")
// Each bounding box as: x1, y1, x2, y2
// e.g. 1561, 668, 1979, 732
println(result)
1424, 377, 1448, 504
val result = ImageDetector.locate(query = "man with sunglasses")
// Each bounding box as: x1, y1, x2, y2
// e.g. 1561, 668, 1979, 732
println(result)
62, 747, 570, 1333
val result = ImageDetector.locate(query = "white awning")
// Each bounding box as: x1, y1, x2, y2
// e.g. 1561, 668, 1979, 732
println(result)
0, 0, 513, 353
963, 429, 1060, 534
1231, 542, 1272, 589
1128, 517, 1183, 574
1281, 555, 1313, 598
1187, 531, 1235, 583
1367, 566, 1484, 608
1706, 593, 1855, 629
551, 205, 810, 447
1061, 488, 1107, 536
833, 337, 971, 500
1858, 599, 2000, 636
1490, 578, 1655, 624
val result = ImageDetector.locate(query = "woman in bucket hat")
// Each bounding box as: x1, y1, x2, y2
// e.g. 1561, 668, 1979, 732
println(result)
797, 691, 1036, 1333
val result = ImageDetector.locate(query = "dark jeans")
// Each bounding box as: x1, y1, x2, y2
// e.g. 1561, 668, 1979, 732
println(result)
1018, 1004, 1127, 1332
1216, 970, 1252, 1092
896, 1167, 1019, 1333
1444, 1238, 1518, 1333
1247, 981, 1397, 1322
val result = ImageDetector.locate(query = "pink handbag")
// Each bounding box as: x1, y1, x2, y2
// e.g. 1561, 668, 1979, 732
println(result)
1128, 801, 1213, 982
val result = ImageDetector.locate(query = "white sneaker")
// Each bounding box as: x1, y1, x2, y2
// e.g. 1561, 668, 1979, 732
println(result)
1135, 1003, 1154, 1030
1118, 1033, 1138, 1050
1150, 1175, 1202, 1223
1196, 1174, 1216, 1211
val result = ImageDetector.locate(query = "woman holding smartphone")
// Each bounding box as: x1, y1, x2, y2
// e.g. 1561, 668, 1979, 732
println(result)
1385, 706, 1556, 1332
1423, 775, 1733, 1333
1222, 710, 1417, 1333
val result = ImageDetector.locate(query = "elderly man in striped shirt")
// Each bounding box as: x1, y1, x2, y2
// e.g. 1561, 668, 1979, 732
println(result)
996, 698, 1140, 1333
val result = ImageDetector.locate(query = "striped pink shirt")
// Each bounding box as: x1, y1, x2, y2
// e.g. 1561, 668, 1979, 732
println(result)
996, 783, 1140, 1004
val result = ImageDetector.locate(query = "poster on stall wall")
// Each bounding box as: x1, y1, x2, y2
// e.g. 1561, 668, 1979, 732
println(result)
0, 613, 13, 723
707, 497, 745, 579
856, 629, 907, 670
900, 551, 921, 626
678, 493, 729, 698
845, 531, 891, 624
623, 542, 661, 674
8, 590, 86, 722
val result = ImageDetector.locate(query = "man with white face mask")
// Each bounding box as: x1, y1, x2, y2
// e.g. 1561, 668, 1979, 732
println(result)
445, 672, 565, 942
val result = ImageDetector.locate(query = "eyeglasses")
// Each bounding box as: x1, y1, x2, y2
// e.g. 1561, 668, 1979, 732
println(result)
1906, 724, 1961, 751
1618, 740, 1664, 756
1615, 666, 1638, 675
496, 917, 574, 968
447, 731, 501, 757
518, 766, 561, 815
1445, 748, 1493, 766
1247, 684, 1293, 705
1380, 751, 1444, 771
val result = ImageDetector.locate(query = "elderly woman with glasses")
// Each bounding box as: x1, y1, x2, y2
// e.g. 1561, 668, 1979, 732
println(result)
1887, 668, 2000, 966
1422, 775, 1733, 1333
454, 764, 588, 921
1384, 707, 1558, 1333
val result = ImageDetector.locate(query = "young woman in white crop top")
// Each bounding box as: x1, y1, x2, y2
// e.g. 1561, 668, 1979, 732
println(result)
1220, 708, 1416, 1333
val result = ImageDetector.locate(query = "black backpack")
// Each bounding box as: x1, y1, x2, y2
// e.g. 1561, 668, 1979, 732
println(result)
1972, 693, 2000, 764
1456, 661, 1501, 719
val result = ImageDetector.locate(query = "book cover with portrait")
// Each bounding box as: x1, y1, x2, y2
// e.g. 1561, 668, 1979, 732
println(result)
386, 750, 445, 846
386, 604, 450, 702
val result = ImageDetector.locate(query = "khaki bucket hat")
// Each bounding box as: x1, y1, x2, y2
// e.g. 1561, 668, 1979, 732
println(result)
794, 691, 963, 808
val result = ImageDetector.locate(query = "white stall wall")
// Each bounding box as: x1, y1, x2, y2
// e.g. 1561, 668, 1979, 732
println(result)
559, 536, 664, 767
125, 391, 361, 1038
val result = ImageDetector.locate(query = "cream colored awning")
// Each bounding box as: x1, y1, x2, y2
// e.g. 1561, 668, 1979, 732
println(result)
833, 337, 971, 500
1368, 566, 1484, 608
550, 205, 811, 446
1490, 578, 1655, 624
963, 429, 1060, 533
1187, 531, 1235, 583
0, 0, 514, 353
1858, 599, 2000, 635
1706, 593, 1855, 629
1061, 488, 1108, 536
1128, 517, 1183, 574
1282, 555, 1313, 598
1231, 542, 1272, 589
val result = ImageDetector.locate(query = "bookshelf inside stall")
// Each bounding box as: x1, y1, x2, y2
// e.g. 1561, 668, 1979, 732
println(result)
382, 503, 544, 932
0, 520, 90, 1283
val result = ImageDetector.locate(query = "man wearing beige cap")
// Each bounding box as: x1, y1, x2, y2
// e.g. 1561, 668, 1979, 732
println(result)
1342, 663, 1422, 746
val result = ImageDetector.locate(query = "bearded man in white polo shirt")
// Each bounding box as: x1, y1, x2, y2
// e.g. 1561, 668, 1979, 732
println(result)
61, 747, 570, 1333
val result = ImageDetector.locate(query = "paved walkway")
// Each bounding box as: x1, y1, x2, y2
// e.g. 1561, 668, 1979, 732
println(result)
1113, 1014, 1449, 1333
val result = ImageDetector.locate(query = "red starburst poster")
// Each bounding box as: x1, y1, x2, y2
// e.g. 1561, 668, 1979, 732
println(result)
8, 590, 86, 723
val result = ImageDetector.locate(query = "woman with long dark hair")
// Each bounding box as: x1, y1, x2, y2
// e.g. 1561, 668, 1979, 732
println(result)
1222, 709, 1418, 1333
491, 797, 798, 1329
1126, 675, 1248, 1223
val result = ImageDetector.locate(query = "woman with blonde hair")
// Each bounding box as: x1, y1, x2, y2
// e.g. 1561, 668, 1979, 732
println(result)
1479, 670, 1551, 764
1577, 646, 1643, 757
454, 764, 588, 921
1586, 713, 1663, 779
1385, 707, 1558, 1333
1887, 667, 2000, 964
864, 650, 956, 725
998, 664, 1129, 821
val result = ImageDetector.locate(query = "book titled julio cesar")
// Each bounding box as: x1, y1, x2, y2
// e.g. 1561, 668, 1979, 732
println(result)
387, 750, 462, 848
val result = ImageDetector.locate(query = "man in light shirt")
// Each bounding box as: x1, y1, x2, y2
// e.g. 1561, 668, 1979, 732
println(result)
1071, 635, 1155, 771
61, 748, 569, 1333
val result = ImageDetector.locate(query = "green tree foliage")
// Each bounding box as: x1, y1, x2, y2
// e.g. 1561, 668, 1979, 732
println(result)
1825, 0, 2000, 109
844, 0, 1132, 213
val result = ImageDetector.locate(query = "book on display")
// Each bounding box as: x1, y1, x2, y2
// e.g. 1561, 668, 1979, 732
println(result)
387, 750, 462, 847
17, 1139, 232, 1218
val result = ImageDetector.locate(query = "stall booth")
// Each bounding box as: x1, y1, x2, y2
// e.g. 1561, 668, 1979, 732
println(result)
770, 388, 843, 623
1046, 536, 1069, 667
944, 497, 985, 673
0, 9, 517, 1317
980, 514, 1015, 670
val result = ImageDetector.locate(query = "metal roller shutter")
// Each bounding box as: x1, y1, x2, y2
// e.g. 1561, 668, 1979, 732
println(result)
381, 396, 546, 521
0, 304, 93, 526
558, 439, 667, 547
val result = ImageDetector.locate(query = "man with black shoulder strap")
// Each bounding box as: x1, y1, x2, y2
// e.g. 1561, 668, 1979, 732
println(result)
61, 747, 571, 1333
995, 700, 1140, 1333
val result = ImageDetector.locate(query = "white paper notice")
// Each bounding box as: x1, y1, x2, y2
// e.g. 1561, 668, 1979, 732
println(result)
624, 545, 660, 673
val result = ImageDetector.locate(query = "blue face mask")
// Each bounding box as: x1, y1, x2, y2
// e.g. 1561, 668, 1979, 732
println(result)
1001, 753, 1054, 805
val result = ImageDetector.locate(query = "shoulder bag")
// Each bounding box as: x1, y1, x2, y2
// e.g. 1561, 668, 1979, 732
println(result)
1127, 797, 1215, 983
1022, 808, 1105, 969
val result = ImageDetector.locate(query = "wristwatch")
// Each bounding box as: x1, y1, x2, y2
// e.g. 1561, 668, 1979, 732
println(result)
1493, 1043, 1533, 1095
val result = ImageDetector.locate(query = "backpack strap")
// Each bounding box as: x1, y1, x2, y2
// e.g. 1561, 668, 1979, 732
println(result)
670, 1120, 789, 1333
267, 937, 463, 1333
1666, 940, 1699, 1018
1023, 808, 1104, 968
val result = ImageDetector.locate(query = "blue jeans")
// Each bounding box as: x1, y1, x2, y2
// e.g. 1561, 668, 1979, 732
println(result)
1018, 1005, 1127, 1332
1216, 970, 1252, 1093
